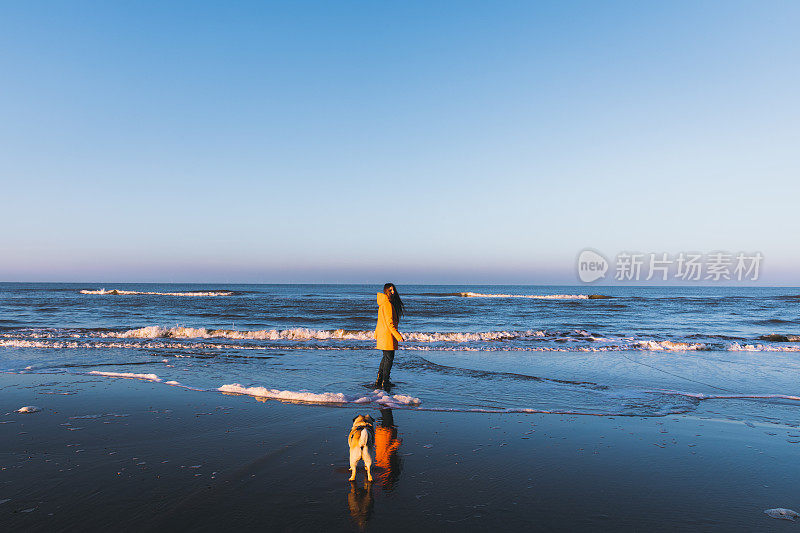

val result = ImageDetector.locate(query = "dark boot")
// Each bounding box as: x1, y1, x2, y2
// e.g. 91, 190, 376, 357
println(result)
375, 350, 395, 390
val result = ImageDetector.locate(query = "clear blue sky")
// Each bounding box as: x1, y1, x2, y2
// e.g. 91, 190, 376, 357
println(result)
1, 1, 798, 283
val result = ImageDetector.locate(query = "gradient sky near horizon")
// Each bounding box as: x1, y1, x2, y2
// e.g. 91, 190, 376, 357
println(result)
2, 1, 799, 283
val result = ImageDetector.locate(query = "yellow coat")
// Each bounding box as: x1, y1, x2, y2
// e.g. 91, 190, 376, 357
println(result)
375, 292, 403, 350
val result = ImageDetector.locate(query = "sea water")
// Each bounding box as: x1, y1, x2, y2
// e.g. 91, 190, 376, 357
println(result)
1, 283, 799, 423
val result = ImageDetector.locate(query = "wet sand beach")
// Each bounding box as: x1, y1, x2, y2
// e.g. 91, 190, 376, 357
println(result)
2, 373, 800, 531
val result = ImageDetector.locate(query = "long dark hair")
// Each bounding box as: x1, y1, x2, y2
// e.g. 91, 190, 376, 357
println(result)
383, 283, 405, 321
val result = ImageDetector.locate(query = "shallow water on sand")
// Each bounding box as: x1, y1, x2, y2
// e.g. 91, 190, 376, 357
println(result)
1, 283, 799, 423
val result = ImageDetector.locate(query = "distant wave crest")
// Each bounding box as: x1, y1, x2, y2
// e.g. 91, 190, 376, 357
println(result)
80, 289, 234, 297
423, 292, 609, 299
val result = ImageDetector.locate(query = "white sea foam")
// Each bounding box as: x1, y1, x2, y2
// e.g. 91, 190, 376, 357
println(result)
377, 393, 421, 408
80, 289, 233, 297
637, 340, 709, 351
728, 342, 800, 352
765, 508, 799, 521
218, 383, 421, 408
0, 339, 241, 350
88, 371, 162, 382
219, 384, 347, 403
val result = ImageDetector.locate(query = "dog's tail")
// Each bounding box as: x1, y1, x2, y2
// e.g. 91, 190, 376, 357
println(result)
358, 428, 369, 447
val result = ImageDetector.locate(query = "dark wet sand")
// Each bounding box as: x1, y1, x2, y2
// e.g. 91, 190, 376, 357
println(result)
2, 373, 799, 532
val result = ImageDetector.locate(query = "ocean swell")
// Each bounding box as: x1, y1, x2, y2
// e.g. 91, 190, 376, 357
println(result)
2, 329, 800, 353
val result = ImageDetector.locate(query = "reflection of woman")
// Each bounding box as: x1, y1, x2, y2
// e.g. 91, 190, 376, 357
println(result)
375, 409, 402, 490
374, 283, 405, 390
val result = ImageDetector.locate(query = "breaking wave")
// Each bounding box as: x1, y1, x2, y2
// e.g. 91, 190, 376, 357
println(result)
635, 340, 709, 351
80, 289, 235, 297
101, 325, 549, 342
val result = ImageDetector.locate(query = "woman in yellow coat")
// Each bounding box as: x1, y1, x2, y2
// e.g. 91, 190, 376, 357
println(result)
374, 283, 404, 389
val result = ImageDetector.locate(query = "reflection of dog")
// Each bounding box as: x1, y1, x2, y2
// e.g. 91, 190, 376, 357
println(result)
348, 415, 375, 481
347, 480, 374, 531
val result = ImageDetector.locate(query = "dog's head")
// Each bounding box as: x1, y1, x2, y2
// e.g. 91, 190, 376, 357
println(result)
351, 414, 374, 430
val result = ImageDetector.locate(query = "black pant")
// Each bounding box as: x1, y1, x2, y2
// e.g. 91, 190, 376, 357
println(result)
376, 350, 395, 388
